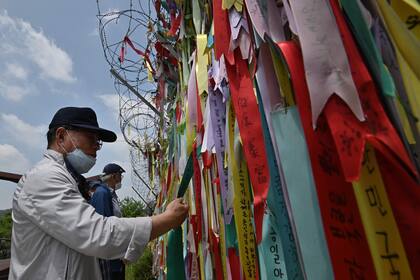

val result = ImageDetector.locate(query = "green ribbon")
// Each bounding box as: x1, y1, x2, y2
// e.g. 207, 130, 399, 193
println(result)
167, 227, 186, 280
167, 153, 194, 280
340, 0, 396, 97
255, 80, 304, 279
177, 153, 194, 198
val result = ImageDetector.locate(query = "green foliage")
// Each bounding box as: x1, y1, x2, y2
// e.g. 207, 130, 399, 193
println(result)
120, 198, 155, 280
125, 246, 155, 280
120, 197, 147, 218
0, 211, 12, 239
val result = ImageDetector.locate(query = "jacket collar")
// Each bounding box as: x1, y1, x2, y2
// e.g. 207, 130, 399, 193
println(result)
44, 149, 65, 165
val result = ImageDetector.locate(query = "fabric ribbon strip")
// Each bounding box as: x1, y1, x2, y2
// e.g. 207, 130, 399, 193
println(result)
213, 0, 235, 64
352, 144, 413, 279
232, 137, 258, 280
258, 211, 288, 280
209, 88, 233, 223
375, 147, 420, 278
278, 41, 377, 279
167, 152, 194, 280
287, 0, 365, 127
271, 106, 332, 280
255, 78, 304, 279
325, 0, 417, 182
339, 0, 396, 98
226, 49, 270, 244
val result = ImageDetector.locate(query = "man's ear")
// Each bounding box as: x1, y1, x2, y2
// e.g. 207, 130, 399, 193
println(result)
55, 127, 66, 144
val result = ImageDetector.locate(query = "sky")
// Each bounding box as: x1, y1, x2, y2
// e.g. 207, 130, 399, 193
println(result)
0, 0, 146, 209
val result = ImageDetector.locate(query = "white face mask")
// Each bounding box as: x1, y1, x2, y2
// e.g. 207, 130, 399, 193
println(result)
61, 131, 96, 174
114, 182, 122, 190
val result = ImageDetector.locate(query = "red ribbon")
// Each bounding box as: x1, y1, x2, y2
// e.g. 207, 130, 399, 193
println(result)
154, 0, 169, 29
202, 151, 212, 169
210, 231, 224, 280
376, 147, 420, 278
226, 49, 270, 244
165, 162, 172, 197
121, 36, 155, 73
168, 11, 182, 37
192, 141, 203, 242
155, 41, 178, 67
325, 0, 417, 182
213, 0, 234, 64
278, 41, 377, 279
228, 248, 241, 280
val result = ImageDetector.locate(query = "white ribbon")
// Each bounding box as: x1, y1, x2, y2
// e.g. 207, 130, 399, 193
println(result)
288, 0, 365, 127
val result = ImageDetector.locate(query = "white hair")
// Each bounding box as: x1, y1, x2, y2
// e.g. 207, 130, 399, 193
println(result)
100, 174, 112, 182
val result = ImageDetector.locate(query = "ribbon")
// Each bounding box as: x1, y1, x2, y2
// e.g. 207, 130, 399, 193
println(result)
192, 0, 202, 34
352, 145, 413, 279
167, 227, 187, 280
196, 34, 209, 96
388, 0, 420, 38
372, 17, 420, 162
223, 0, 244, 11
278, 41, 377, 279
255, 75, 304, 279
155, 41, 178, 67
213, 0, 235, 64
216, 180, 230, 280
210, 230, 224, 280
271, 106, 333, 279
244, 0, 268, 40
209, 88, 233, 223
177, 154, 194, 198
232, 137, 258, 280
287, 0, 365, 127
374, 0, 420, 137
187, 54, 198, 130
265, 0, 286, 42
324, 0, 417, 182
192, 142, 203, 243
340, 0, 396, 97
167, 153, 194, 280
168, 11, 182, 36
228, 248, 242, 280
376, 0, 420, 79
226, 49, 270, 244
258, 211, 288, 280
375, 147, 420, 278
122, 36, 155, 73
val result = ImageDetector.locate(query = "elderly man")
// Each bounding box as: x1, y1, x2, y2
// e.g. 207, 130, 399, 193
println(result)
9, 107, 188, 279
90, 163, 127, 280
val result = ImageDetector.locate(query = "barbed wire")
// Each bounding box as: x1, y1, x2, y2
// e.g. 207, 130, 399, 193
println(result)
96, 0, 171, 203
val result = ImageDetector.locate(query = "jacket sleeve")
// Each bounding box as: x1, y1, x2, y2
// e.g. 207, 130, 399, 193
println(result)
90, 188, 114, 217
15, 164, 151, 262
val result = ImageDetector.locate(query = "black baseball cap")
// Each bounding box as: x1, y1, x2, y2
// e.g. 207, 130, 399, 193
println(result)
103, 163, 126, 175
49, 107, 117, 142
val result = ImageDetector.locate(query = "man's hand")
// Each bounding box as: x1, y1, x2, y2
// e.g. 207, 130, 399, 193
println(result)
149, 198, 189, 240
165, 198, 189, 228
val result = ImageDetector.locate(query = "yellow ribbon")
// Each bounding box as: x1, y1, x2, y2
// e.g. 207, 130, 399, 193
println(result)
217, 182, 229, 280
352, 145, 413, 279
389, 0, 420, 39
196, 34, 209, 96
376, 0, 420, 136
222, 0, 243, 12
376, 0, 420, 79
232, 137, 258, 280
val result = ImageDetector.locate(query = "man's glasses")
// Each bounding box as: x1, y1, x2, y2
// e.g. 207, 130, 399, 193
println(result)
64, 126, 103, 150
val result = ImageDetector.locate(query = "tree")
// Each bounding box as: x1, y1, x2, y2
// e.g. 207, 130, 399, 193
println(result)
120, 198, 156, 280
120, 197, 147, 218
0, 211, 12, 240
0, 210, 12, 259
